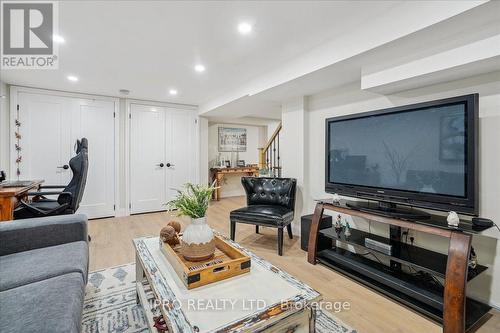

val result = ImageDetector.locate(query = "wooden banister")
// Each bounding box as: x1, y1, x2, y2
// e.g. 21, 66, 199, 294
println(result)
263, 123, 282, 152
259, 123, 282, 176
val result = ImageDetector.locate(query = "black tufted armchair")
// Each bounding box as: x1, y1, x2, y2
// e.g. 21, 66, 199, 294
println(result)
230, 177, 297, 256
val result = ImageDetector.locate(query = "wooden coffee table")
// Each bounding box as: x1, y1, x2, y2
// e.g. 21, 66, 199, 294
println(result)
133, 235, 321, 333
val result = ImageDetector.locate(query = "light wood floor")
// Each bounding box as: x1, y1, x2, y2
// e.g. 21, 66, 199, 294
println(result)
89, 196, 499, 333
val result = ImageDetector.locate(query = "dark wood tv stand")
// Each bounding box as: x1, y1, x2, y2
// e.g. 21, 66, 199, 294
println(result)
307, 200, 491, 333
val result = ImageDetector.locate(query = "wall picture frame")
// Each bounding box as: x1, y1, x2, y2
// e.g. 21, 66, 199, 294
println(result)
218, 127, 247, 152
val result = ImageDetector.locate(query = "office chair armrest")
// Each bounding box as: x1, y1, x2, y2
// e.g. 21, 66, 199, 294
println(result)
40, 185, 66, 189
0, 214, 88, 255
27, 191, 63, 196
57, 191, 73, 205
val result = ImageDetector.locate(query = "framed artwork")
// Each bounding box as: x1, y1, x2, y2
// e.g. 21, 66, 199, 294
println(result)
218, 127, 247, 152
439, 114, 465, 161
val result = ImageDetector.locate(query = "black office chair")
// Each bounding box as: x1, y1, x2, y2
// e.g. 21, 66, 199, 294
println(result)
14, 138, 89, 219
230, 177, 297, 256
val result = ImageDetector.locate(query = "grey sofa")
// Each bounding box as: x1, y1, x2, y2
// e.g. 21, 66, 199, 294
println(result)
0, 214, 89, 333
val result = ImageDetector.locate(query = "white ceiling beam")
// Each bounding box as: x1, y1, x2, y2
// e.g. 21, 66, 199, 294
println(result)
361, 34, 500, 94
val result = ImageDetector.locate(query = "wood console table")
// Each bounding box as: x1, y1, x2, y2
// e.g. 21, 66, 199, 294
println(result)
307, 201, 491, 333
210, 166, 259, 200
0, 180, 43, 221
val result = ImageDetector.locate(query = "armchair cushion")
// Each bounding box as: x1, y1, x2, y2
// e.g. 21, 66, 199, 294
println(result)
230, 205, 294, 227
0, 214, 88, 256
0, 241, 88, 291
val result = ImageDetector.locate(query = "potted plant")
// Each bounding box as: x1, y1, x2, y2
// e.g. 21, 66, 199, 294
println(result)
167, 182, 217, 261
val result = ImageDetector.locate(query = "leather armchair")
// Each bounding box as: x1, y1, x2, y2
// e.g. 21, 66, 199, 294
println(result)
230, 177, 297, 255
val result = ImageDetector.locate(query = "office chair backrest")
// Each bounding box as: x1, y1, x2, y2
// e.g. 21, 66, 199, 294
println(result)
75, 139, 81, 154
59, 138, 89, 212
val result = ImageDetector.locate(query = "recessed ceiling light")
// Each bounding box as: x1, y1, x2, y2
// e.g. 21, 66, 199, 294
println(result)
238, 22, 252, 35
67, 75, 78, 82
194, 64, 205, 73
169, 89, 178, 96
53, 34, 65, 43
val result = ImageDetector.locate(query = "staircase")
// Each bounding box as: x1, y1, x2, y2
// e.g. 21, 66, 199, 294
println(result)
258, 123, 282, 177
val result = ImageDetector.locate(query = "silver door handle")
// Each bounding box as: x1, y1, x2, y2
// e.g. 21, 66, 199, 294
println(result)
156, 163, 165, 168
166, 163, 174, 167
57, 165, 69, 170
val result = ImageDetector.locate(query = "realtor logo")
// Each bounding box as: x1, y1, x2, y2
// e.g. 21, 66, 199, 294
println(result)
1, 1, 59, 69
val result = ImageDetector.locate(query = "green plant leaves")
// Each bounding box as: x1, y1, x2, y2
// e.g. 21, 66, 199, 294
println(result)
166, 182, 217, 219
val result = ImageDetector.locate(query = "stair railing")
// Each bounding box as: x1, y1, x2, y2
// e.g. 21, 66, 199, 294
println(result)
258, 122, 282, 177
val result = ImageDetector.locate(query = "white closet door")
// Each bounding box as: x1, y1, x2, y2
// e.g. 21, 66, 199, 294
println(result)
17, 92, 72, 185
130, 104, 167, 214
166, 109, 196, 201
71, 99, 116, 218
16, 90, 116, 219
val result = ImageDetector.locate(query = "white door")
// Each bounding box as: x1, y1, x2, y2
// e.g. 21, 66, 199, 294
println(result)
130, 104, 197, 214
17, 93, 72, 185
166, 109, 196, 201
71, 99, 116, 218
130, 104, 167, 214
15, 90, 116, 219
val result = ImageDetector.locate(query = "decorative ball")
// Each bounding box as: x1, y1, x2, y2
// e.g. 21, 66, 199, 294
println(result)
160, 225, 179, 246
167, 220, 181, 233
447, 211, 460, 227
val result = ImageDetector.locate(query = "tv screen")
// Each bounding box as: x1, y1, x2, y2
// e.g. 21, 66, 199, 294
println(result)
326, 94, 478, 215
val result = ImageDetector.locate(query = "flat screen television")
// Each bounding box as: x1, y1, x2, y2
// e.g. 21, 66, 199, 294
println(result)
325, 94, 478, 217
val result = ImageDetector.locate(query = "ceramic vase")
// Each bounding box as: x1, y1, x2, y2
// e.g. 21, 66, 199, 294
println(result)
180, 216, 216, 261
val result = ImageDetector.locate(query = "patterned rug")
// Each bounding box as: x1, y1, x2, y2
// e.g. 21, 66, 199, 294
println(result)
82, 263, 357, 333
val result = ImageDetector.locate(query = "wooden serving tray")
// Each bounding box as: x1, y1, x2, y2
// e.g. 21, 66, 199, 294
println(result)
160, 235, 251, 289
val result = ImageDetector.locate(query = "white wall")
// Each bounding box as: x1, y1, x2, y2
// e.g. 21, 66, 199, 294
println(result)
281, 97, 308, 234
208, 123, 266, 197
199, 117, 209, 186
282, 71, 500, 307
0, 82, 9, 175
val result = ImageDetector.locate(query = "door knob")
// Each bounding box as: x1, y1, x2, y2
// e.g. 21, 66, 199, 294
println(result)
166, 163, 174, 168
57, 165, 69, 170
157, 163, 165, 168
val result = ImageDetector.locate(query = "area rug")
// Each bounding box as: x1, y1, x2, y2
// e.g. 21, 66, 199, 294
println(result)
82, 263, 357, 333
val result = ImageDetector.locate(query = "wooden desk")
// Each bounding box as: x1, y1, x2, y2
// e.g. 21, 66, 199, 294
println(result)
0, 180, 43, 221
210, 167, 259, 200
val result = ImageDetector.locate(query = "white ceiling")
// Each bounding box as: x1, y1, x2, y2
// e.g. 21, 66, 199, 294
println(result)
201, 0, 498, 120
0, 0, 399, 105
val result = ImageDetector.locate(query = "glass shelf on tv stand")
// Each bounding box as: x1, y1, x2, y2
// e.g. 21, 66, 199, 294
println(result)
318, 226, 487, 280
318, 199, 493, 234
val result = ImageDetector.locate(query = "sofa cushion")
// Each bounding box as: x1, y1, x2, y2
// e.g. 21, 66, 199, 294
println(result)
0, 214, 88, 256
0, 272, 85, 333
230, 205, 294, 226
0, 241, 88, 291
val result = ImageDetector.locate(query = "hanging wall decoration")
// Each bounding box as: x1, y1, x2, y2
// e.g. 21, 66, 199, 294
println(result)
14, 108, 22, 177
218, 127, 247, 152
